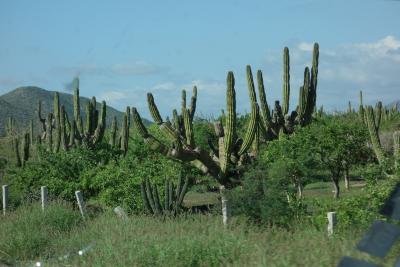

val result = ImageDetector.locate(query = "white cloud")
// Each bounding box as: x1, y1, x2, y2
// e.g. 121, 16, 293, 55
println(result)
99, 91, 128, 102
297, 42, 314, 52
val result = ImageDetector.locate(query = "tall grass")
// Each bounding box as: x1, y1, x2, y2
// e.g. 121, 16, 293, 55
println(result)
1, 202, 398, 266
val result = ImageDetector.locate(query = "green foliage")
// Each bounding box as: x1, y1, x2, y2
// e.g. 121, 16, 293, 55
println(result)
228, 163, 305, 227
0, 201, 81, 263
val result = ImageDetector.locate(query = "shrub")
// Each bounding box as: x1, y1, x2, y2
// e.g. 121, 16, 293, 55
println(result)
228, 163, 304, 227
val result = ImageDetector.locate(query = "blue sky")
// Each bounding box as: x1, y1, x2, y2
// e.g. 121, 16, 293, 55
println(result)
0, 0, 399, 119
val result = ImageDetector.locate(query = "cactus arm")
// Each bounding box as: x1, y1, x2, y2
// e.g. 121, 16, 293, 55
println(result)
394, 131, 400, 170
374, 101, 382, 132
14, 137, 21, 167
73, 81, 83, 135
141, 181, 153, 214
189, 86, 197, 121
220, 71, 236, 176
359, 90, 364, 122
282, 47, 290, 115
238, 104, 259, 156
144, 178, 157, 214
164, 180, 170, 211
366, 106, 386, 165
37, 100, 47, 135
46, 113, 53, 152
69, 120, 76, 147
110, 116, 117, 147
148, 93, 163, 124
182, 108, 195, 147
60, 105, 68, 151
120, 114, 128, 155
310, 43, 319, 109
169, 182, 174, 209
177, 176, 189, 209
93, 101, 106, 145
153, 185, 163, 214
257, 70, 273, 133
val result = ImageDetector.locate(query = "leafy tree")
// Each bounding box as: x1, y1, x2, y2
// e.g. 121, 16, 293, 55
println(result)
304, 117, 369, 198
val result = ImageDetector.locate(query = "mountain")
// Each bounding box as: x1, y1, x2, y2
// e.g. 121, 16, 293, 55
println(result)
0, 86, 150, 137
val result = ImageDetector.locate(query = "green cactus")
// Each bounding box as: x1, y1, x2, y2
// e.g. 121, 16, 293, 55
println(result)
46, 113, 53, 152
54, 92, 61, 153
257, 43, 319, 139
109, 116, 118, 148
60, 105, 68, 151
141, 175, 189, 216
120, 113, 129, 156
13, 137, 21, 167
29, 120, 34, 145
358, 90, 365, 123
374, 101, 382, 132
21, 132, 30, 167
365, 106, 386, 166
282, 47, 290, 115
394, 131, 400, 171
6, 117, 16, 137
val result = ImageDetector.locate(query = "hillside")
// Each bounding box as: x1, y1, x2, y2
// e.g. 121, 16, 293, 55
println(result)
0, 86, 150, 136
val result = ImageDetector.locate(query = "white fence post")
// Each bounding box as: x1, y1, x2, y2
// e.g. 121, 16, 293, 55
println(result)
220, 185, 229, 227
2, 185, 8, 215
114, 206, 128, 220
327, 211, 337, 236
41, 186, 48, 211
75, 190, 86, 219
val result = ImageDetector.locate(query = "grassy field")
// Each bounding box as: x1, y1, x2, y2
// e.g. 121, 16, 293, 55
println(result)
2, 202, 399, 267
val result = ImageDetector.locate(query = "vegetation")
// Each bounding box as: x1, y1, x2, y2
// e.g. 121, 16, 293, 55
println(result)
0, 43, 400, 266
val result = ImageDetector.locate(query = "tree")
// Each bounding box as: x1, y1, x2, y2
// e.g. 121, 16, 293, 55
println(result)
305, 117, 369, 199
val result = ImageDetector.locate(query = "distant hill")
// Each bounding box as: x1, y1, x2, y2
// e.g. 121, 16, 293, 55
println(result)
0, 86, 151, 136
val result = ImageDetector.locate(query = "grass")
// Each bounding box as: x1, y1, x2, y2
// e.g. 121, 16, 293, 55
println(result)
1, 201, 399, 267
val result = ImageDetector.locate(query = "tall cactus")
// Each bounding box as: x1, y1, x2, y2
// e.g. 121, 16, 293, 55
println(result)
394, 131, 400, 171
109, 116, 118, 148
365, 106, 386, 166
282, 47, 290, 115
358, 90, 365, 123
120, 113, 129, 156
54, 92, 61, 153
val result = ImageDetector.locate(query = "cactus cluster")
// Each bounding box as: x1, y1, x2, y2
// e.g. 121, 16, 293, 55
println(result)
132, 43, 319, 187
257, 43, 319, 139
140, 175, 189, 216
12, 132, 30, 167
38, 79, 107, 151
108, 107, 130, 157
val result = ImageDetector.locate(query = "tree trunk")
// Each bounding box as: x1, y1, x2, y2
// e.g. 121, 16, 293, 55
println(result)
332, 177, 340, 199
344, 167, 350, 191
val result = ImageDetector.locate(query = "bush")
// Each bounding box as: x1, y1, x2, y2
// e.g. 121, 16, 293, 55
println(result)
0, 201, 82, 263
228, 163, 304, 227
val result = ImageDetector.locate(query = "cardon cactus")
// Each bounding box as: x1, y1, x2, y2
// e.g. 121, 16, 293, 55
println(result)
365, 105, 386, 166
133, 45, 319, 187
394, 131, 400, 171
140, 175, 189, 216
257, 43, 319, 139
133, 69, 260, 187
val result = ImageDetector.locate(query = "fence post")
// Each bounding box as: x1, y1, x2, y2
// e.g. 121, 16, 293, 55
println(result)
327, 211, 337, 236
114, 206, 128, 220
220, 185, 229, 227
41, 186, 48, 211
75, 190, 86, 219
2, 185, 8, 215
